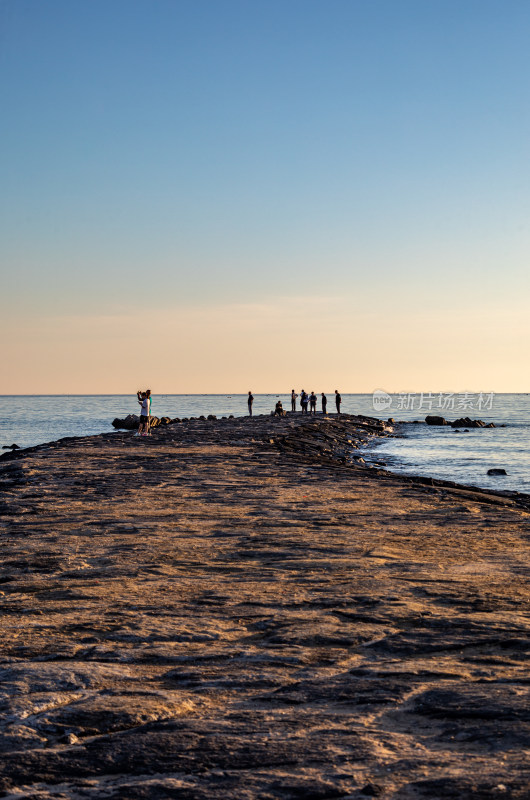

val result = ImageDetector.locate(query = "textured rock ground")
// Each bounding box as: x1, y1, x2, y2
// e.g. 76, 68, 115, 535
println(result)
0, 413, 529, 799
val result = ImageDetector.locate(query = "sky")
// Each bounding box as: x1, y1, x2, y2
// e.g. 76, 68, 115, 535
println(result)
1, 0, 529, 393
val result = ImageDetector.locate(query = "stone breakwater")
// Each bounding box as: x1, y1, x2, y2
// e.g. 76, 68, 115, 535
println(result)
0, 414, 529, 799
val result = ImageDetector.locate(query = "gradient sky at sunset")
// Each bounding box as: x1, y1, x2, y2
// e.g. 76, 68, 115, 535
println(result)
1, 0, 529, 393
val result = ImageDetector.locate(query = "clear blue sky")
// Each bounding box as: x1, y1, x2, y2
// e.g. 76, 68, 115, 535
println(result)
1, 0, 529, 392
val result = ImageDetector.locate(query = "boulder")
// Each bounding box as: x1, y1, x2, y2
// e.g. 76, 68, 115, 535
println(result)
207, 415, 217, 421
451, 418, 491, 428
111, 415, 160, 430
425, 416, 447, 426
487, 468, 507, 476
2, 444, 20, 450
112, 414, 139, 430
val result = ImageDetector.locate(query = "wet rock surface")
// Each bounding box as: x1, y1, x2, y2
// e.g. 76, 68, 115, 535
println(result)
0, 413, 529, 798
425, 416, 497, 429
451, 418, 495, 429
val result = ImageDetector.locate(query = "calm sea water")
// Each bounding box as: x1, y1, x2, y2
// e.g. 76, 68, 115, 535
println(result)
1, 394, 529, 495
367, 393, 530, 495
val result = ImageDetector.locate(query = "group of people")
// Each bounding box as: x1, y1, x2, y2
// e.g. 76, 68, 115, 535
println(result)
292, 389, 342, 415
134, 389, 342, 429
247, 390, 342, 416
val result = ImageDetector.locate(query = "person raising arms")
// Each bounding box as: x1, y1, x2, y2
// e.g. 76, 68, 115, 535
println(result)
136, 389, 152, 436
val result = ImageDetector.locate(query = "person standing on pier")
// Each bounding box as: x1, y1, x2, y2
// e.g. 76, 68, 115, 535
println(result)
335, 389, 342, 415
309, 391, 317, 414
248, 391, 254, 416
321, 392, 327, 414
291, 389, 298, 412
136, 389, 151, 436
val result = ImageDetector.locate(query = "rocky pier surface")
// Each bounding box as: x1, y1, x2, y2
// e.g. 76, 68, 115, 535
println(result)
0, 413, 529, 799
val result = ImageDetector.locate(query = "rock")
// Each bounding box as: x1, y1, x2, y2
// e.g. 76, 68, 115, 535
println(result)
425, 416, 447, 426
0, 413, 528, 797
2, 444, 20, 450
487, 468, 507, 476
112, 414, 139, 430
207, 415, 217, 421
111, 415, 161, 430
451, 418, 492, 428
387, 418, 395, 424
360, 784, 383, 797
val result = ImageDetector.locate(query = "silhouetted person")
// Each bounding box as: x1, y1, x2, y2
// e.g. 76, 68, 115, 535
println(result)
248, 391, 254, 417
291, 389, 298, 412
309, 391, 317, 414
300, 390, 308, 414
321, 393, 327, 414
335, 389, 342, 415
274, 400, 285, 417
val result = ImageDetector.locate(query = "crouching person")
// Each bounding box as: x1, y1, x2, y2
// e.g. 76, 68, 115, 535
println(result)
274, 400, 286, 417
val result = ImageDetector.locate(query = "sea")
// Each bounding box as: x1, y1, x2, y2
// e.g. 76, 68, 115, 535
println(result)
1, 393, 529, 495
